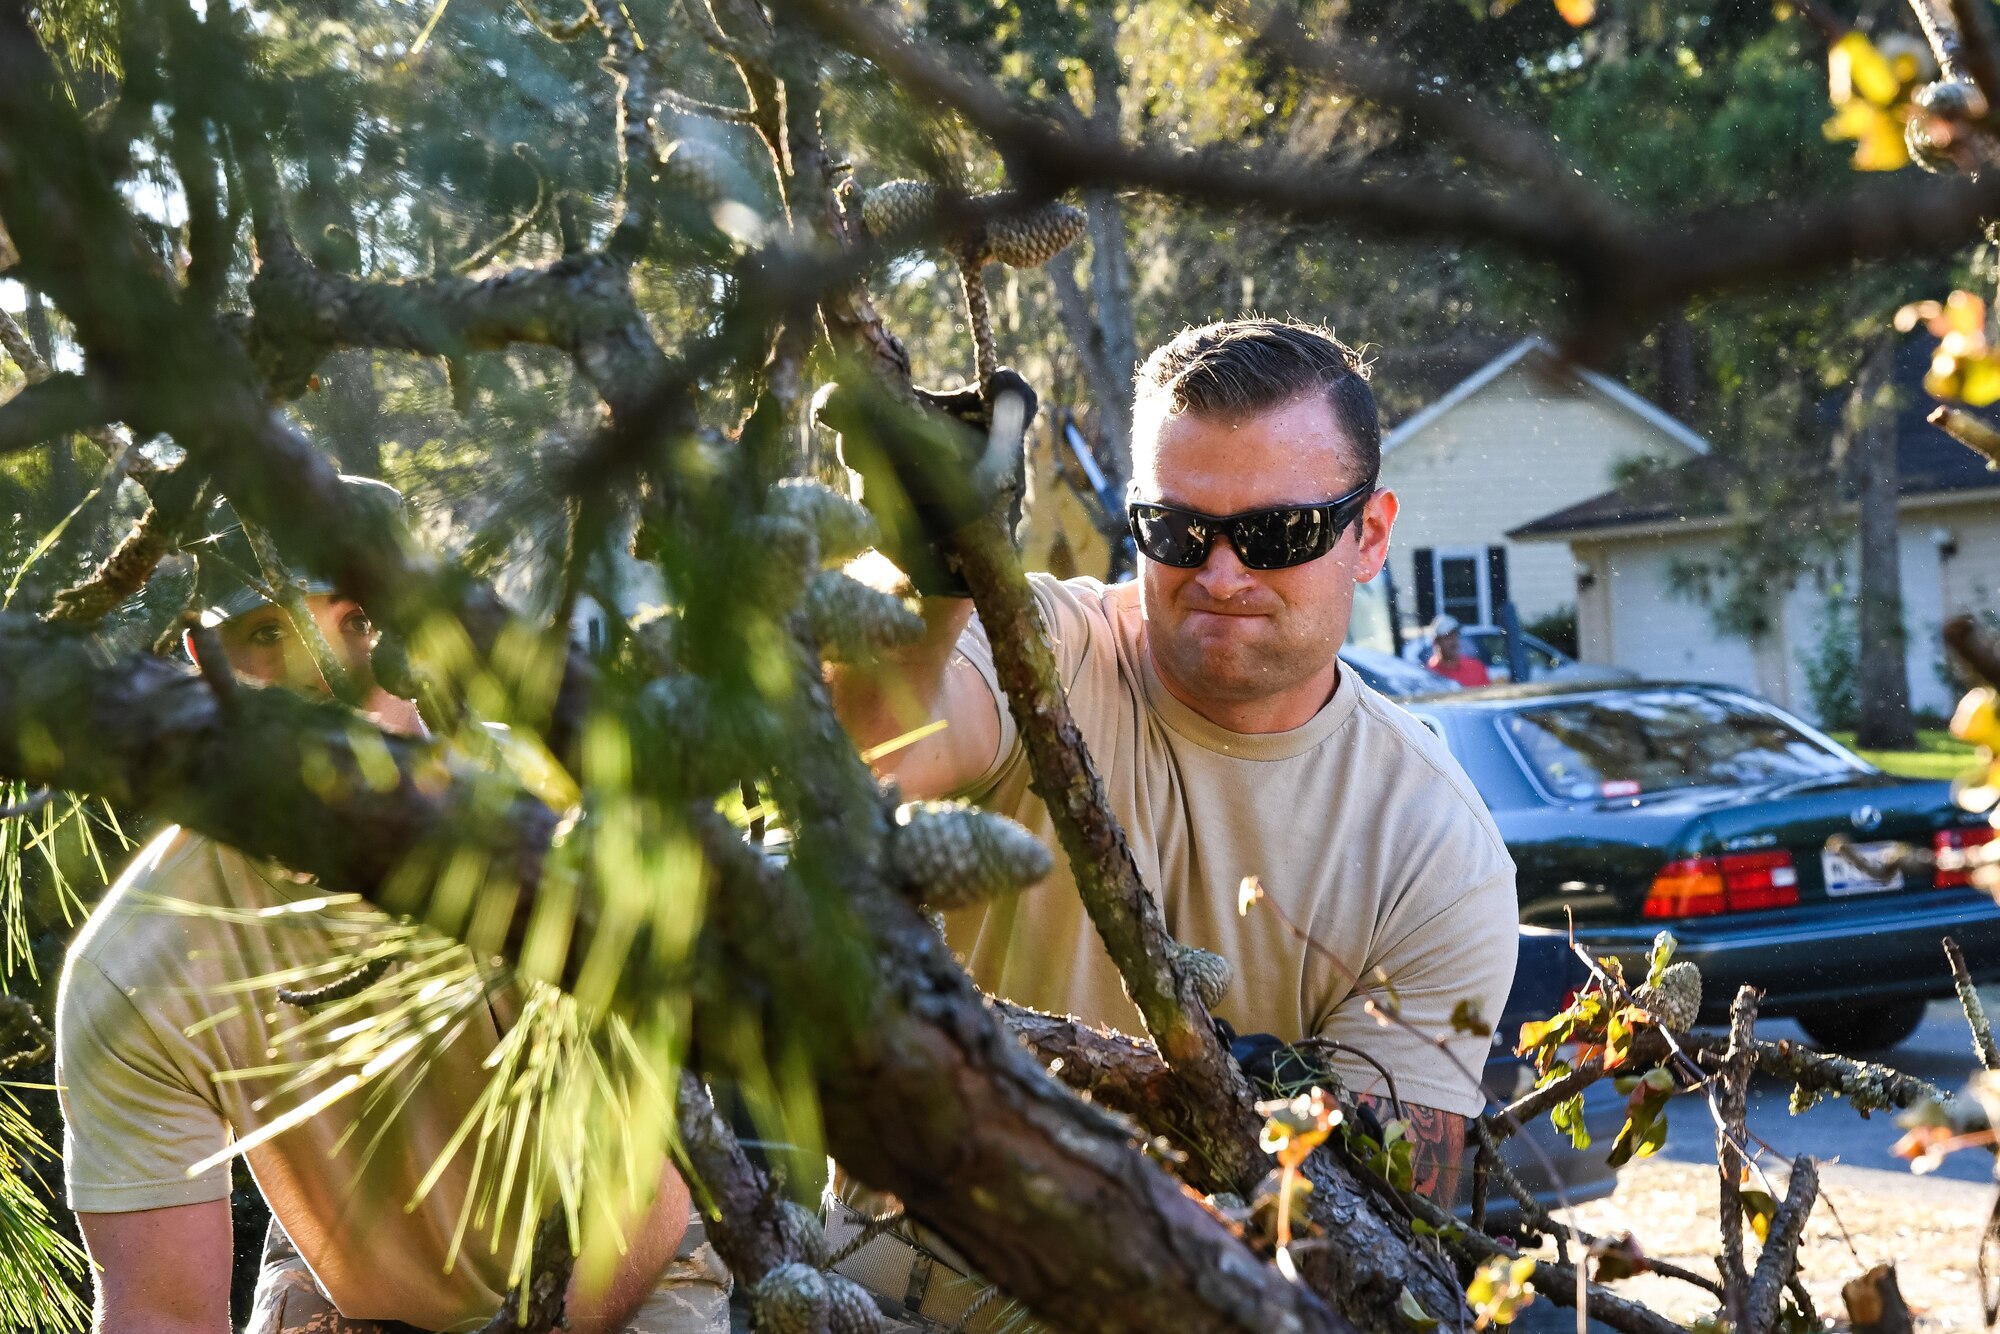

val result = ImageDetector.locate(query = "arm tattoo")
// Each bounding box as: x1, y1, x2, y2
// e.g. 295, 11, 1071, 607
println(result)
1357, 1096, 1467, 1208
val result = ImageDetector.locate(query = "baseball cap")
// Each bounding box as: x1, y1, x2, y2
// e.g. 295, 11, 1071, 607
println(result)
188, 476, 405, 627
1430, 614, 1461, 638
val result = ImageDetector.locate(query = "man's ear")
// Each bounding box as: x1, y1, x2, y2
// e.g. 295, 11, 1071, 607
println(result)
1355, 488, 1398, 582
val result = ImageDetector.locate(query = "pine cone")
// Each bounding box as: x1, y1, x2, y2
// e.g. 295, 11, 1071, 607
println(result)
823, 1274, 885, 1334
749, 514, 820, 611
859, 179, 941, 244
751, 1263, 829, 1334
986, 201, 1086, 268
892, 801, 1053, 909
1174, 944, 1233, 1011
804, 571, 925, 662
768, 480, 880, 566
776, 1198, 829, 1268
1633, 961, 1702, 1033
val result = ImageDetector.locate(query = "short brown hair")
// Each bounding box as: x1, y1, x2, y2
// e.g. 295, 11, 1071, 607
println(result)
1133, 319, 1380, 481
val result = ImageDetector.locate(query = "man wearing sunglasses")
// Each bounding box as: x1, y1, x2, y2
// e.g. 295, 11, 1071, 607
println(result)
834, 319, 1516, 1240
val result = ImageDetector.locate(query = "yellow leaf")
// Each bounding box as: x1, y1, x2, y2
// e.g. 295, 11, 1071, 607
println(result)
1831, 31, 1904, 108
1553, 0, 1595, 25
1961, 355, 2000, 407
1947, 289, 1990, 337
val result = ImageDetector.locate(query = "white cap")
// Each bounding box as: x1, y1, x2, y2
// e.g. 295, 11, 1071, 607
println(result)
1430, 614, 1461, 637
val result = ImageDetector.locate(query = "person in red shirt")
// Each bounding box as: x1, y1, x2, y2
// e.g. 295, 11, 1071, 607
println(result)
1426, 615, 1491, 688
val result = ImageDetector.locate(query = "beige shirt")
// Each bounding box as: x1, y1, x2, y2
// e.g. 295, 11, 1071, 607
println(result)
58, 828, 534, 1332
945, 575, 1518, 1116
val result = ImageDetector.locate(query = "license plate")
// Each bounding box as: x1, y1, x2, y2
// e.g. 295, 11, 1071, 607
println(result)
1822, 841, 1907, 897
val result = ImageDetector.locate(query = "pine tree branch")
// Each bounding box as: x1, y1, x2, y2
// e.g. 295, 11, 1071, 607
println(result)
0, 373, 115, 457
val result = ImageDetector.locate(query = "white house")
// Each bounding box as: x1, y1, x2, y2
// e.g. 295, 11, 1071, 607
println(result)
1379, 338, 1709, 633
1509, 381, 2000, 721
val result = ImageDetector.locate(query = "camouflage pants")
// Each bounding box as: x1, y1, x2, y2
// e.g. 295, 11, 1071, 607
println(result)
823, 1205, 1041, 1334
244, 1217, 732, 1334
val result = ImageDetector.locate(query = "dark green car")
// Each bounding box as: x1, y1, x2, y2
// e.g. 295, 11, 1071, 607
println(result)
1405, 682, 2000, 1052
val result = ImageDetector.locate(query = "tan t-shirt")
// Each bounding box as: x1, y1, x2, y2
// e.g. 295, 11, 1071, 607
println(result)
58, 828, 533, 1332
944, 575, 1519, 1117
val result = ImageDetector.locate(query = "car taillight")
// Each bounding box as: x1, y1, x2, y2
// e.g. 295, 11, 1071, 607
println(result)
1934, 826, 1997, 888
1643, 851, 1798, 918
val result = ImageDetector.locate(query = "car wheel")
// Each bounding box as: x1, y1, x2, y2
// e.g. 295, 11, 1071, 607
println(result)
1796, 998, 1928, 1054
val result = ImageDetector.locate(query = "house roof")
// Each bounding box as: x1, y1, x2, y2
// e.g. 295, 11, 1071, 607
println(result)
1382, 336, 1712, 458
1508, 336, 2000, 542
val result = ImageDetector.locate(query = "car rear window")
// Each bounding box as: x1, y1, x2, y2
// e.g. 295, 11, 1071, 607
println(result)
1499, 690, 1861, 800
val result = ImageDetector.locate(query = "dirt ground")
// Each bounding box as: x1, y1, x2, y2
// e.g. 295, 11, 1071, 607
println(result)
1541, 1156, 1995, 1331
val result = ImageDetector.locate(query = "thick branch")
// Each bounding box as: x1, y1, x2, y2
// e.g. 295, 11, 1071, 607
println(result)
1742, 1157, 1819, 1334
672, 1071, 791, 1284
0, 372, 115, 456
951, 517, 1260, 1181
777, 0, 2000, 339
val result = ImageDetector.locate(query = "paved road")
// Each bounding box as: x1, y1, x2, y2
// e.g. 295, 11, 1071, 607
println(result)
1656, 996, 1996, 1185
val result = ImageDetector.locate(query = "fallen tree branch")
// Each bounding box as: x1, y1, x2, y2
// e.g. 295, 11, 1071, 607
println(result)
1946, 936, 2000, 1072
1718, 987, 1758, 1325
1743, 1157, 1819, 1334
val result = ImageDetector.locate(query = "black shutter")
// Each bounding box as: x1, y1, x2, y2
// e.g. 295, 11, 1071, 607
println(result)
1413, 548, 1436, 625
1486, 546, 1510, 620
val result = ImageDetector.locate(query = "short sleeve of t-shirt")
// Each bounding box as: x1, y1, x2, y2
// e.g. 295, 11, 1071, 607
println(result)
57, 954, 230, 1213
1310, 865, 1518, 1117
954, 574, 1111, 793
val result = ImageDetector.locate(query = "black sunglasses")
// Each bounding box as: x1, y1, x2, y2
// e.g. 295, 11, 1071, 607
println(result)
1126, 478, 1376, 571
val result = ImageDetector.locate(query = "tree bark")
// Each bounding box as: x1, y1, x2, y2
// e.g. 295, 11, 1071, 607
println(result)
1851, 335, 1916, 749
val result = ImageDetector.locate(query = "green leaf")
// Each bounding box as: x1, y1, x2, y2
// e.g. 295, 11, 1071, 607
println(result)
1398, 1286, 1441, 1331
1550, 1093, 1591, 1150
1645, 931, 1678, 987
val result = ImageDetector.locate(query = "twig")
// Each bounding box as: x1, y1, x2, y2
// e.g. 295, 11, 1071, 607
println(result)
182, 613, 239, 714
1787, 1273, 1820, 1331
1718, 986, 1758, 1326
1946, 936, 2000, 1071
277, 952, 396, 1007
1930, 403, 2000, 468
1742, 1157, 1819, 1334
677, 0, 765, 62
514, 0, 593, 41
654, 84, 759, 125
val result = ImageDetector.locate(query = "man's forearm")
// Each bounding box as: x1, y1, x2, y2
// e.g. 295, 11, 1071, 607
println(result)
1358, 1097, 1467, 1208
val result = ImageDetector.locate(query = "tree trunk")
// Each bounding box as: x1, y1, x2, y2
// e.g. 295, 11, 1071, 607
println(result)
1656, 306, 1698, 424
1852, 335, 1915, 749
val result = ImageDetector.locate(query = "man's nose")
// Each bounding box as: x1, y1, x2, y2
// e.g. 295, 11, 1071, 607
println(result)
1193, 537, 1257, 600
